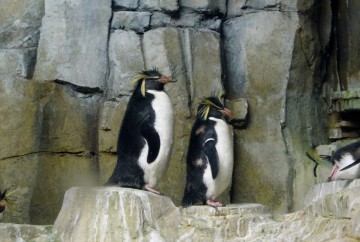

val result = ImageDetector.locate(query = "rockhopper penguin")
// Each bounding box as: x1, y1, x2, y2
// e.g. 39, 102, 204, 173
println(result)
328, 140, 360, 181
182, 94, 234, 207
107, 69, 175, 194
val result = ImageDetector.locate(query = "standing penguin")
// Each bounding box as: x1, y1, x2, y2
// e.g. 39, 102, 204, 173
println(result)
107, 69, 175, 194
328, 140, 360, 181
182, 94, 234, 207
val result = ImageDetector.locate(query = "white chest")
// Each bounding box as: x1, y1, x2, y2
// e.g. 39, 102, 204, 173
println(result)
138, 90, 174, 186
336, 153, 360, 180
204, 117, 234, 198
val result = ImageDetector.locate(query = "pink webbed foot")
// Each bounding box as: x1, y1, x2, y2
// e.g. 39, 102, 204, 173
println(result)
206, 198, 223, 207
144, 184, 162, 195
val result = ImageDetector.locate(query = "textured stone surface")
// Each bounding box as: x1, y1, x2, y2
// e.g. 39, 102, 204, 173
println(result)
0, 48, 37, 79
180, 29, 223, 113
0, 154, 39, 224
224, 11, 299, 212
34, 0, 111, 88
0, 0, 43, 48
0, 80, 53, 160
40, 84, 101, 153
180, 0, 226, 14
107, 30, 144, 97
337, 0, 360, 89
113, 0, 139, 10
30, 153, 98, 225
53, 187, 181, 241
150, 12, 222, 31
0, 224, 53, 242
2, 183, 360, 241
111, 11, 150, 33
98, 98, 129, 153
305, 179, 360, 206
159, 0, 179, 12
0, 0, 43, 80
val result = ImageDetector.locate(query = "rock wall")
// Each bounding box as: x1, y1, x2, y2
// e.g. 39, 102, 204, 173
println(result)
0, 0, 359, 224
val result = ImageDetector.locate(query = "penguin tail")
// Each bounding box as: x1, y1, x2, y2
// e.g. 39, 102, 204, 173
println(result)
182, 196, 193, 208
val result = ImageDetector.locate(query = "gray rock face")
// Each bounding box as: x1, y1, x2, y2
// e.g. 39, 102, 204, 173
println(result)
180, 28, 223, 113
150, 11, 222, 31
0, 0, 44, 79
337, 0, 360, 89
180, 0, 226, 14
111, 11, 151, 33
224, 11, 299, 212
107, 30, 144, 97
113, 0, 139, 10
34, 0, 111, 88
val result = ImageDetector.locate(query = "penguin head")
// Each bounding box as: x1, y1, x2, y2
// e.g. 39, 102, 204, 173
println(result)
197, 94, 233, 120
131, 69, 175, 97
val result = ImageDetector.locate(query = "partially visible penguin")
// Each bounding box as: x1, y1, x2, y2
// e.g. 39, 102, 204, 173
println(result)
328, 140, 360, 181
182, 94, 234, 207
107, 69, 176, 194
0, 189, 7, 219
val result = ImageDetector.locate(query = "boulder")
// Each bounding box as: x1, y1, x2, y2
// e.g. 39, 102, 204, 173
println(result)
34, 0, 111, 88
53, 187, 181, 241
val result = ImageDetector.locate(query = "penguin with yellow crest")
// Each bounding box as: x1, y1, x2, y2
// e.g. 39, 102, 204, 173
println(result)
182, 94, 234, 207
107, 69, 176, 194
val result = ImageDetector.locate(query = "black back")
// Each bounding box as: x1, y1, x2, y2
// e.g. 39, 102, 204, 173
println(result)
332, 140, 360, 163
182, 118, 219, 207
333, 140, 360, 171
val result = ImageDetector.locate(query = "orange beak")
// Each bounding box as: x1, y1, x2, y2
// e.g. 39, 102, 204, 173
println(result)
220, 108, 233, 118
158, 75, 177, 84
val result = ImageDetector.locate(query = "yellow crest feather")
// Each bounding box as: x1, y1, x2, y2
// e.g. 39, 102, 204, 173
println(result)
130, 72, 161, 97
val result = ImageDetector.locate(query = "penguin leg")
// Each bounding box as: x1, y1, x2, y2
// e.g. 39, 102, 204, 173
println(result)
327, 164, 339, 182
144, 184, 162, 195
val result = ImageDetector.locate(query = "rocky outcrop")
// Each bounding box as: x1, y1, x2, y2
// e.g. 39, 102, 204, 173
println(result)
52, 187, 181, 241
2, 182, 360, 241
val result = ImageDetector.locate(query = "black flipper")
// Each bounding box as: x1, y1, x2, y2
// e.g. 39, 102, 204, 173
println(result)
140, 122, 160, 164
340, 158, 360, 171
203, 139, 219, 179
